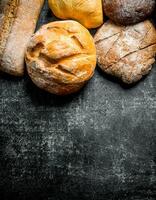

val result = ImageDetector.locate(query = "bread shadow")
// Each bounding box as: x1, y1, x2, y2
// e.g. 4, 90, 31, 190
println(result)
96, 66, 147, 90
0, 70, 90, 108
0, 71, 23, 82
24, 74, 87, 107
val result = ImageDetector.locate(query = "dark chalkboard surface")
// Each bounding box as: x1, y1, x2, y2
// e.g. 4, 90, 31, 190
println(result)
0, 1, 156, 200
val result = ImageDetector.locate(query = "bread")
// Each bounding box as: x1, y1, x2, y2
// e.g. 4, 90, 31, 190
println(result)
94, 20, 156, 84
48, 0, 103, 29
0, 0, 44, 76
25, 20, 96, 95
103, 0, 155, 25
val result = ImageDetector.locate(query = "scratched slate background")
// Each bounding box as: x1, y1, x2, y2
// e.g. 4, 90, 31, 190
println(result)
0, 1, 156, 200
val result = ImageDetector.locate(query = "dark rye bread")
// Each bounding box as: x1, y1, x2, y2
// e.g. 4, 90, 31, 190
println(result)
103, 0, 155, 25
0, 0, 44, 76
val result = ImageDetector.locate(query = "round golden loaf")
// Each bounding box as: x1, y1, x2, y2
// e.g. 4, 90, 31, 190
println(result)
25, 20, 96, 95
48, 0, 103, 29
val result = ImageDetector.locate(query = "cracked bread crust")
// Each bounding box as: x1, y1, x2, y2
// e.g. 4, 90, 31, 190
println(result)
103, 0, 155, 25
94, 20, 156, 84
25, 20, 96, 95
0, 0, 44, 76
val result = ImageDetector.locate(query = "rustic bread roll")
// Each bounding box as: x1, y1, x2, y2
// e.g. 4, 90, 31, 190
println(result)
48, 0, 103, 29
0, 0, 44, 76
25, 20, 96, 95
94, 20, 156, 84
103, 0, 155, 25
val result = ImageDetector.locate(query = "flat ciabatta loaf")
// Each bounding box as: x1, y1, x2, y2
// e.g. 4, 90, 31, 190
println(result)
0, 0, 44, 76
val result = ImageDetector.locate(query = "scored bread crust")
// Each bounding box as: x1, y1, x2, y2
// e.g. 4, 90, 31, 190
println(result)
0, 0, 44, 76
94, 20, 156, 84
25, 20, 96, 95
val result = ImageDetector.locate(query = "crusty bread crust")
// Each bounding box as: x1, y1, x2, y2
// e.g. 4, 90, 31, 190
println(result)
103, 0, 155, 25
25, 20, 96, 95
0, 0, 44, 76
94, 20, 156, 84
0, 0, 19, 60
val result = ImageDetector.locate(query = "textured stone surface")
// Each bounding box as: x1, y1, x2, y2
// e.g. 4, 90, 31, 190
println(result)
0, 1, 156, 200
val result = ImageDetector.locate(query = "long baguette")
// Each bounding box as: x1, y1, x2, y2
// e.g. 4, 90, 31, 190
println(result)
0, 0, 44, 76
